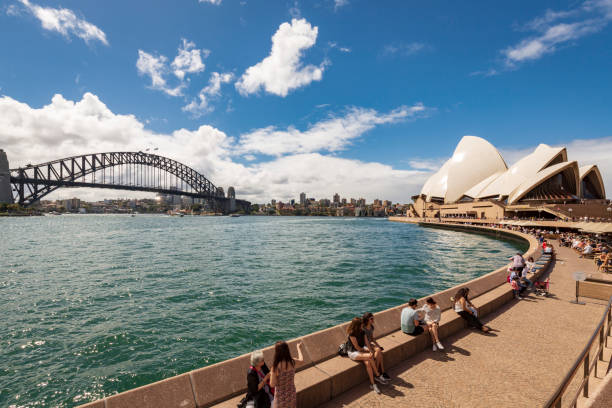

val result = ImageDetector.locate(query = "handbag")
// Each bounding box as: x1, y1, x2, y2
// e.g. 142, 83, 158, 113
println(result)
338, 337, 351, 357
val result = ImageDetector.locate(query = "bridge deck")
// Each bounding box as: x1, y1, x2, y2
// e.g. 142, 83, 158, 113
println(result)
321, 244, 611, 408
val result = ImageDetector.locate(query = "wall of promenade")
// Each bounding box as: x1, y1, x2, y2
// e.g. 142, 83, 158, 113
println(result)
78, 219, 541, 408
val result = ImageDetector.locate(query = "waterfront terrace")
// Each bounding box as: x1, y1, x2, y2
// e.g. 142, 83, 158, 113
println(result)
76, 220, 612, 408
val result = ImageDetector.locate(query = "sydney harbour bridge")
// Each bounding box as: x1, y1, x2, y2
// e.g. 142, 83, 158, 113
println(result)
0, 149, 250, 214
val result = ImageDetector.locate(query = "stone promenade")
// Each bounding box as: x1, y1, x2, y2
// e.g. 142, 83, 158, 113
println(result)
321, 243, 611, 408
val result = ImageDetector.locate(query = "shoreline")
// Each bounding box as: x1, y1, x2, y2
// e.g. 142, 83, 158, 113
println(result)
77, 220, 539, 408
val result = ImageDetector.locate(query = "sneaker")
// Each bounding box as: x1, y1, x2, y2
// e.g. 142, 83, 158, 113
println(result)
436, 342, 444, 350
382, 372, 391, 380
371, 384, 381, 394
375, 375, 388, 384
432, 344, 437, 351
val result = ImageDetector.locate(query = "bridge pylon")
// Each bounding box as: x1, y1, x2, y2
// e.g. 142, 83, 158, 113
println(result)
0, 149, 13, 204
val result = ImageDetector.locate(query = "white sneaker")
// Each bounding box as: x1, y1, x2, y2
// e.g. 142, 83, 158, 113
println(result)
371, 384, 381, 394
432, 344, 437, 351
375, 375, 388, 384
436, 342, 444, 350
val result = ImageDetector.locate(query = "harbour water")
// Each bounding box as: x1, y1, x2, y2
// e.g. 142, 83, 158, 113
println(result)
0, 215, 525, 407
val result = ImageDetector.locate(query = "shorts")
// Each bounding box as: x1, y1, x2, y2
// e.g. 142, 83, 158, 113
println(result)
348, 346, 369, 361
405, 326, 424, 336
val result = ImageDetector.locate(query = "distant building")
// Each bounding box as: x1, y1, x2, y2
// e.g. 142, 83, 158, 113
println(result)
319, 198, 331, 207
341, 198, 347, 205
383, 200, 392, 207
299, 192, 306, 205
61, 197, 80, 211
357, 198, 366, 207
271, 199, 276, 207
333, 193, 340, 203
373, 199, 382, 206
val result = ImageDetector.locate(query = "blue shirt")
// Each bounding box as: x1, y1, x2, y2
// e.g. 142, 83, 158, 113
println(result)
401, 307, 418, 333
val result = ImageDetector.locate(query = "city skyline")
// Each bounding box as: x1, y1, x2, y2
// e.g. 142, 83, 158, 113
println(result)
1, 1, 612, 204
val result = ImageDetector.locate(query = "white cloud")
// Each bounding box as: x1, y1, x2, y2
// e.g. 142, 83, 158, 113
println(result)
0, 93, 434, 203
406, 158, 446, 171
3, 93, 610, 204
236, 104, 428, 156
503, 1, 612, 65
328, 41, 351, 53
199, 0, 222, 4
183, 72, 234, 116
504, 20, 604, 63
382, 42, 427, 57
18, 0, 108, 45
136, 50, 185, 97
235, 18, 326, 97
137, 39, 208, 97
334, 0, 349, 11
171, 39, 209, 80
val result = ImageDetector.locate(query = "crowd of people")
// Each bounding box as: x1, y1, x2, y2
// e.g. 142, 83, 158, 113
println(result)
239, 223, 610, 405
559, 232, 611, 273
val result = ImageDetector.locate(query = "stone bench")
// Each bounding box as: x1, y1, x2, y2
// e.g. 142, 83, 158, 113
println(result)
212, 253, 551, 408
77, 227, 543, 408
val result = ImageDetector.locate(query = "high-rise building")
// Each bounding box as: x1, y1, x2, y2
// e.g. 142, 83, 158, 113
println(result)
299, 192, 306, 205
341, 198, 347, 205
373, 199, 382, 206
383, 200, 392, 207
333, 193, 340, 203
357, 198, 366, 207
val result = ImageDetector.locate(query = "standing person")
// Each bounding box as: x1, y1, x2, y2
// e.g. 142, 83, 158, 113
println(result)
269, 341, 304, 408
361, 312, 390, 380
346, 317, 387, 394
454, 288, 490, 333
510, 252, 525, 272
401, 298, 429, 336
421, 297, 444, 350
246, 350, 274, 408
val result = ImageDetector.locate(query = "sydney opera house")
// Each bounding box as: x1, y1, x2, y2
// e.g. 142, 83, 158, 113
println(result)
409, 136, 609, 221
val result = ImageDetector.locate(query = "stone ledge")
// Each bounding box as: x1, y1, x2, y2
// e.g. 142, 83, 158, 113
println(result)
77, 223, 541, 408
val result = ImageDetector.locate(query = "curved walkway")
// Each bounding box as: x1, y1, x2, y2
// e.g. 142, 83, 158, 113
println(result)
321, 243, 609, 408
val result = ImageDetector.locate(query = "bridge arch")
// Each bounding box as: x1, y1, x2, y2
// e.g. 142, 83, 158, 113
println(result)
9, 151, 225, 206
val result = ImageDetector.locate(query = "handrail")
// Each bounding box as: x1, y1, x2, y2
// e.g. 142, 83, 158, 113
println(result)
544, 294, 612, 408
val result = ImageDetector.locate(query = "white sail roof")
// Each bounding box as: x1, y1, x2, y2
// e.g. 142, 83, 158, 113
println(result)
579, 164, 606, 199
476, 144, 567, 199
507, 161, 579, 205
420, 136, 507, 203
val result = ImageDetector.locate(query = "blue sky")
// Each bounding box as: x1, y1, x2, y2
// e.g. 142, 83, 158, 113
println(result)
1, 0, 611, 203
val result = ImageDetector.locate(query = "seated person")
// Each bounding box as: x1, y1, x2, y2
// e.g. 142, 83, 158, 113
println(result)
421, 297, 444, 351
454, 288, 490, 332
544, 243, 553, 254
580, 243, 593, 258
511, 277, 523, 299
520, 265, 534, 288
246, 350, 273, 408
401, 298, 428, 336
524, 257, 536, 273
509, 270, 528, 294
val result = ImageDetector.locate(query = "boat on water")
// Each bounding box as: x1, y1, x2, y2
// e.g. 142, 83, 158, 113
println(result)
229, 214, 241, 217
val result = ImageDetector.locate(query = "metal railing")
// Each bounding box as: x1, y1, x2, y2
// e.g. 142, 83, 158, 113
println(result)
544, 295, 612, 408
